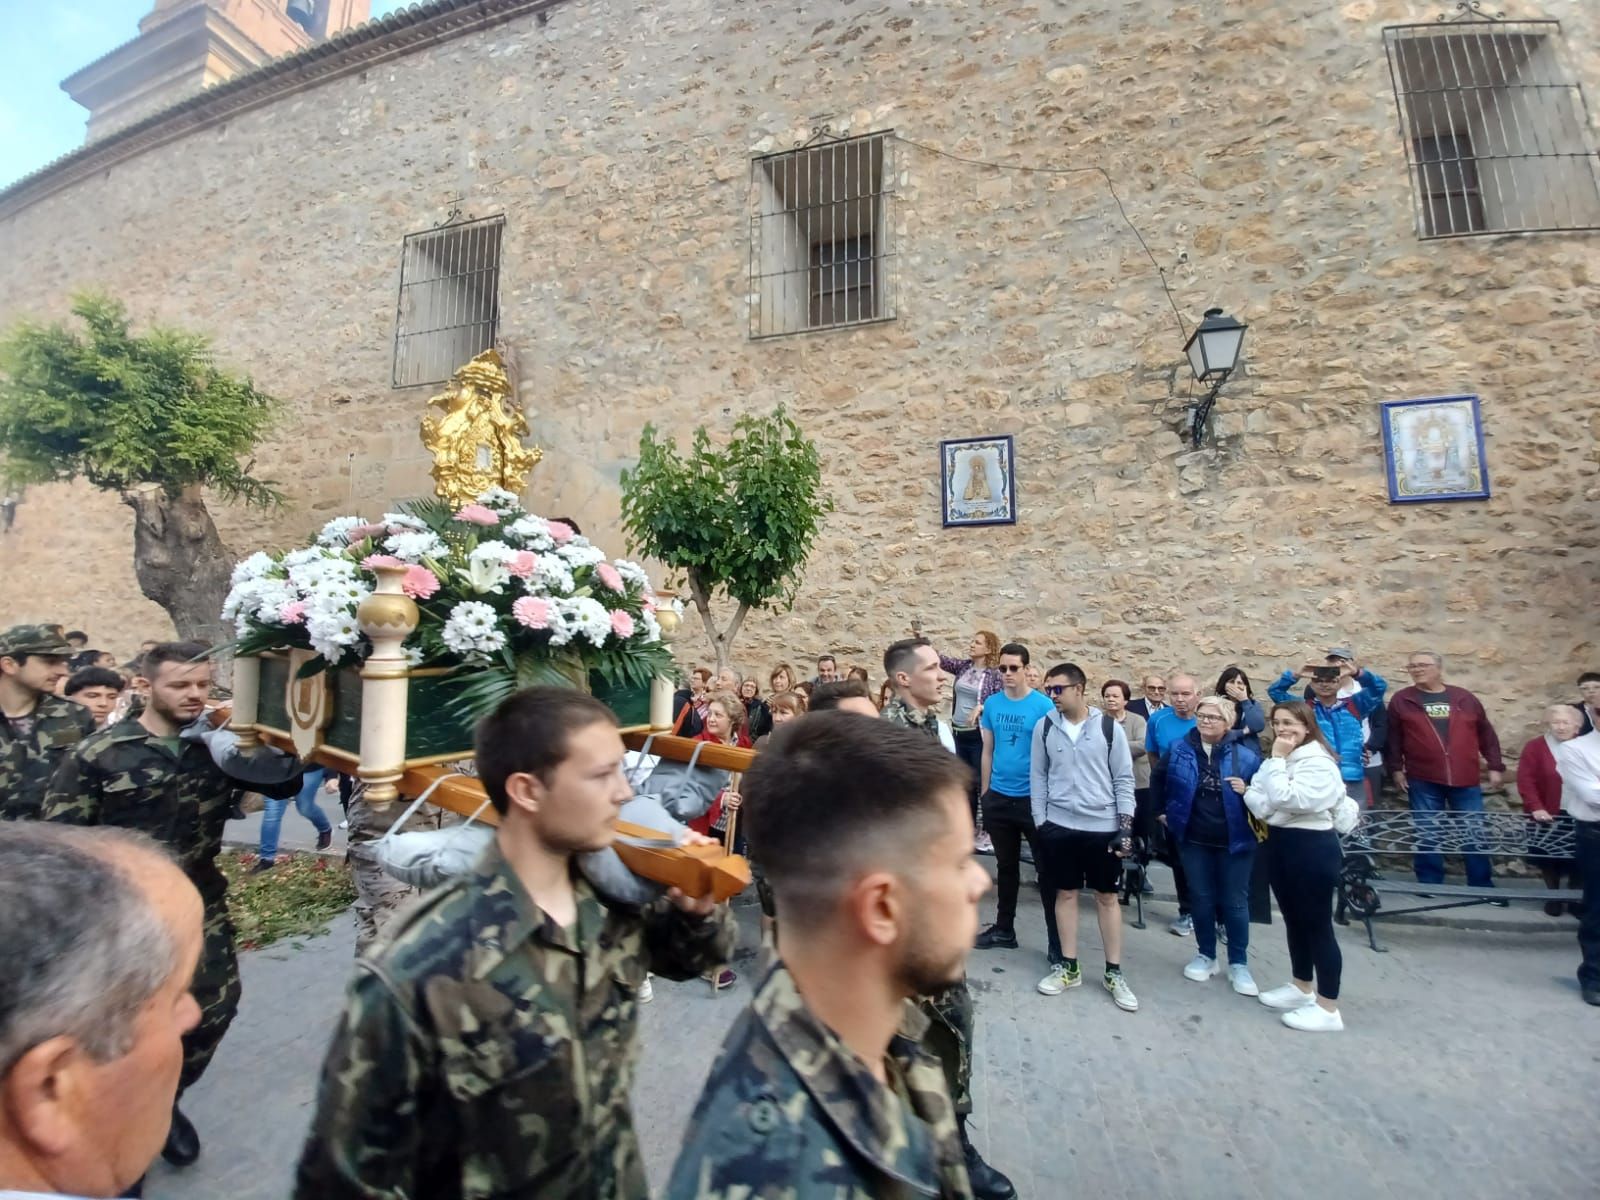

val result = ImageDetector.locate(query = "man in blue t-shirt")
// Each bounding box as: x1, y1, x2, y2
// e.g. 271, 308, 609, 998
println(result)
1145, 672, 1201, 937
975, 642, 1060, 961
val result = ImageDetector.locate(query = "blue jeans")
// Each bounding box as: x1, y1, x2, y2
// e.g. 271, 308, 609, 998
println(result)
258, 766, 331, 862
1407, 779, 1492, 887
1178, 841, 1255, 965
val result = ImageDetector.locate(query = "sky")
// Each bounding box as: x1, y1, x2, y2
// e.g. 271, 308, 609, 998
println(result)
0, 1, 408, 189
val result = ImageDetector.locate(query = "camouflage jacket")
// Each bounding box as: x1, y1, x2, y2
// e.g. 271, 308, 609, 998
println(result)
40, 717, 301, 903
0, 694, 96, 821
294, 840, 735, 1200
881, 697, 954, 750
666, 964, 973, 1200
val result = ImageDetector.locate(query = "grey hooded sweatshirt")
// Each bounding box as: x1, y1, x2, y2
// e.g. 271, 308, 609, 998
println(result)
1029, 704, 1136, 832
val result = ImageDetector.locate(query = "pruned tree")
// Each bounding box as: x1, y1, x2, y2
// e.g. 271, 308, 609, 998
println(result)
620, 406, 830, 673
0, 294, 281, 646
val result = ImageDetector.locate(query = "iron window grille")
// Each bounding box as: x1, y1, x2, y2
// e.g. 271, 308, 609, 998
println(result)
392, 214, 505, 388
1383, 15, 1600, 239
749, 132, 897, 338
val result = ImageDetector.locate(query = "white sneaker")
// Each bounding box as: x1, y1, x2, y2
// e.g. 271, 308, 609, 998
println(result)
1228, 964, 1259, 996
1169, 914, 1194, 937
637, 975, 654, 1004
1104, 970, 1139, 1012
1282, 1004, 1343, 1032
974, 831, 994, 854
1183, 954, 1220, 982
1259, 983, 1317, 1011
1037, 963, 1082, 995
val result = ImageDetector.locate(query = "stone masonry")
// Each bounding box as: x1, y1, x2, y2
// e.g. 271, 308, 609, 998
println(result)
1, 0, 1597, 756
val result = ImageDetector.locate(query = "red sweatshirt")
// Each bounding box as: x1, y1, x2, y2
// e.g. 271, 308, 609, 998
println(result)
1515, 735, 1562, 816
1387, 685, 1505, 786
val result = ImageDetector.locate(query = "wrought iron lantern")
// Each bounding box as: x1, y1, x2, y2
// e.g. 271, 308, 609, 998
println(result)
1183, 307, 1248, 446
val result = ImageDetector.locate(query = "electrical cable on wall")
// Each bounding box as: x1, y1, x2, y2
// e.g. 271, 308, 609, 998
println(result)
889, 133, 1189, 342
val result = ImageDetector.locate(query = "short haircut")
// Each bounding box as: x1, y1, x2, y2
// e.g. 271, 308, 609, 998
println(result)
816, 654, 836, 668
68, 649, 103, 672
811, 678, 875, 711
65, 666, 126, 696
1102, 678, 1132, 701
769, 662, 797, 689
65, 630, 87, 642
769, 690, 807, 717
743, 712, 971, 922
140, 641, 211, 679
882, 637, 930, 680
1215, 666, 1252, 698
475, 687, 619, 815
1044, 662, 1086, 689
1409, 650, 1443, 669
706, 690, 747, 734
691, 666, 713, 683
1195, 695, 1237, 727
1579, 672, 1600, 686
998, 642, 1030, 665
846, 665, 870, 682
0, 825, 178, 1074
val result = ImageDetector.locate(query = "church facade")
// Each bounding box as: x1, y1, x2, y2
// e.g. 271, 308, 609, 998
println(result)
1, 0, 1597, 734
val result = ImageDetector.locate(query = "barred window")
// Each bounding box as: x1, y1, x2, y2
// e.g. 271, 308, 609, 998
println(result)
1384, 17, 1600, 238
749, 132, 896, 338
392, 215, 504, 388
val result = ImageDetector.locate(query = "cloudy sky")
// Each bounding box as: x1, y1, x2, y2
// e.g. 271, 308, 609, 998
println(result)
0, 1, 408, 188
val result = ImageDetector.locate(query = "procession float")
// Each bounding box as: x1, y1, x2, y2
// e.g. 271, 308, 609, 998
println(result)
220, 350, 749, 900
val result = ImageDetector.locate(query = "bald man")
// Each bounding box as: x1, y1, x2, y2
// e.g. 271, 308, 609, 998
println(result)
0, 825, 203, 1199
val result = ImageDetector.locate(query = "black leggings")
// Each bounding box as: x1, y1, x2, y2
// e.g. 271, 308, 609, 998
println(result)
953, 729, 983, 824
1267, 826, 1343, 1000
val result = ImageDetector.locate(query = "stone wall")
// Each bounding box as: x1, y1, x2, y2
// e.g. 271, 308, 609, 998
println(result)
2, 0, 1597, 749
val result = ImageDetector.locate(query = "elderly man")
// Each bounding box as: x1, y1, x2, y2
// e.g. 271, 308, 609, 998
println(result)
1127, 674, 1168, 721
1145, 673, 1201, 936
0, 824, 204, 1199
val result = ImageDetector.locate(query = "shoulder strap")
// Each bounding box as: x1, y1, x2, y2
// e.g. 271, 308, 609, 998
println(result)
1102, 712, 1115, 768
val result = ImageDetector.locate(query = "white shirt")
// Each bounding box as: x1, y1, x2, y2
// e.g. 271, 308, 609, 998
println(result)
1556, 731, 1600, 823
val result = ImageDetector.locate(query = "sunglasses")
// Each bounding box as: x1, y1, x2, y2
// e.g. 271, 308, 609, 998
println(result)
998, 664, 1024, 673
1044, 683, 1081, 696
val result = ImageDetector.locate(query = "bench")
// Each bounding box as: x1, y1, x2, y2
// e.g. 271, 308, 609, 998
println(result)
1336, 810, 1581, 952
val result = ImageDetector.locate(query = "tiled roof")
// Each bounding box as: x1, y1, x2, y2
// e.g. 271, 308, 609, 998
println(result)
0, 0, 567, 219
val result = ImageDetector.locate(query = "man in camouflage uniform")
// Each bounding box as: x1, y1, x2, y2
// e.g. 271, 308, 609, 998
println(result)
880, 637, 1016, 1199
669, 712, 983, 1199
295, 688, 734, 1200
0, 623, 96, 821
41, 640, 303, 1169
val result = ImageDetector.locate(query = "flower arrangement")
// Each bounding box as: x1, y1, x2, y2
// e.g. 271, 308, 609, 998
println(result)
222, 489, 675, 717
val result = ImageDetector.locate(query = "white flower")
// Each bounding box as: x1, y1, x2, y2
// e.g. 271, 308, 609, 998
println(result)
382, 512, 428, 532
317, 516, 365, 547
505, 516, 554, 553
556, 540, 606, 569
307, 608, 362, 664
283, 547, 324, 569
441, 601, 505, 659
639, 610, 662, 644
230, 552, 277, 587
476, 487, 522, 514
544, 603, 576, 648
250, 582, 297, 623
384, 531, 448, 563
612, 559, 651, 590
458, 540, 514, 594
403, 644, 426, 668
558, 596, 612, 647
529, 552, 575, 595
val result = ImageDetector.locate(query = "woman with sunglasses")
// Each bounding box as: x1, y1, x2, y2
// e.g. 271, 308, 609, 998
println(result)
1160, 695, 1264, 996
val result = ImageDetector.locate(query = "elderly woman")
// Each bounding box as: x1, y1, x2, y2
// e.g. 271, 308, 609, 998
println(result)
1160, 694, 1264, 996
1101, 679, 1151, 836
1245, 702, 1351, 1033
937, 629, 1004, 851
1519, 704, 1585, 915
738, 677, 772, 741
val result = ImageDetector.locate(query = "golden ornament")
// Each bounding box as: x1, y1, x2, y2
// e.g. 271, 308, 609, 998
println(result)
420, 349, 542, 506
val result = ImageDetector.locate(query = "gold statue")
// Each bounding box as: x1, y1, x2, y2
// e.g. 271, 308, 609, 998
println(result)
963, 452, 993, 503
420, 350, 543, 506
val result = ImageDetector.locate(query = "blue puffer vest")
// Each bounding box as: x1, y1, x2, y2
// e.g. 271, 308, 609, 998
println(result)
1162, 728, 1264, 855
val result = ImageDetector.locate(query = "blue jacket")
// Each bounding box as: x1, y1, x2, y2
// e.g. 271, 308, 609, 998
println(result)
1267, 669, 1387, 783
1162, 729, 1264, 855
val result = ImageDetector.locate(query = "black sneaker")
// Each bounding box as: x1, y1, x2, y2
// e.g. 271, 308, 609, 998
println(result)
974, 925, 1018, 950
316, 828, 333, 851
228, 803, 246, 821
161, 1104, 200, 1167
249, 858, 275, 875
1583, 985, 1600, 1007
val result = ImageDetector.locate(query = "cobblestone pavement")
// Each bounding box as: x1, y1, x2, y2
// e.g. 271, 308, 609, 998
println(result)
148, 865, 1599, 1200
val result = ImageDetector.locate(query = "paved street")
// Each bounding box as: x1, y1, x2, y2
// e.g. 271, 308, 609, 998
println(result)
147, 864, 1599, 1200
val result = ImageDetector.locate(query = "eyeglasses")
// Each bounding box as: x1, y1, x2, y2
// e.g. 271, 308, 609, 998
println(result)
998, 664, 1024, 673
1194, 713, 1227, 724
1405, 663, 1435, 671
1044, 683, 1082, 696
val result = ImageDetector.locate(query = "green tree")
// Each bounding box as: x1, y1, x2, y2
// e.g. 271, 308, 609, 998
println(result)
0, 294, 281, 645
620, 407, 830, 674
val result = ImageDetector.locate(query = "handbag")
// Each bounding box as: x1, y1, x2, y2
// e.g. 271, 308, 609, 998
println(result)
375, 775, 496, 888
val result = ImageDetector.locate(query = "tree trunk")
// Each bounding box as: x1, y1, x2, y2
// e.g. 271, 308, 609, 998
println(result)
684, 571, 750, 675
122, 483, 235, 650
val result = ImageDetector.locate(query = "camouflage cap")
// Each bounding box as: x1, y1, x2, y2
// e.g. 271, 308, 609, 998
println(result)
0, 623, 75, 658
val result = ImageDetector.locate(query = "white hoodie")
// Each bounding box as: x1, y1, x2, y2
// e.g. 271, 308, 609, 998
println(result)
1243, 742, 1345, 830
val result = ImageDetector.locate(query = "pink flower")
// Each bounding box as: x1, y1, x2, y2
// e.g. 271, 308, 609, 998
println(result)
361, 553, 404, 571
507, 551, 538, 579
642, 593, 657, 614
401, 566, 441, 599
547, 520, 574, 543
454, 504, 500, 526
513, 596, 551, 629
609, 610, 635, 639
279, 601, 307, 625
346, 522, 389, 543
594, 562, 625, 593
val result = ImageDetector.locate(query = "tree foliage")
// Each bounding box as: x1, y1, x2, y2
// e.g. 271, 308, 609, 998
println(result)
0, 293, 281, 506
620, 406, 830, 668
